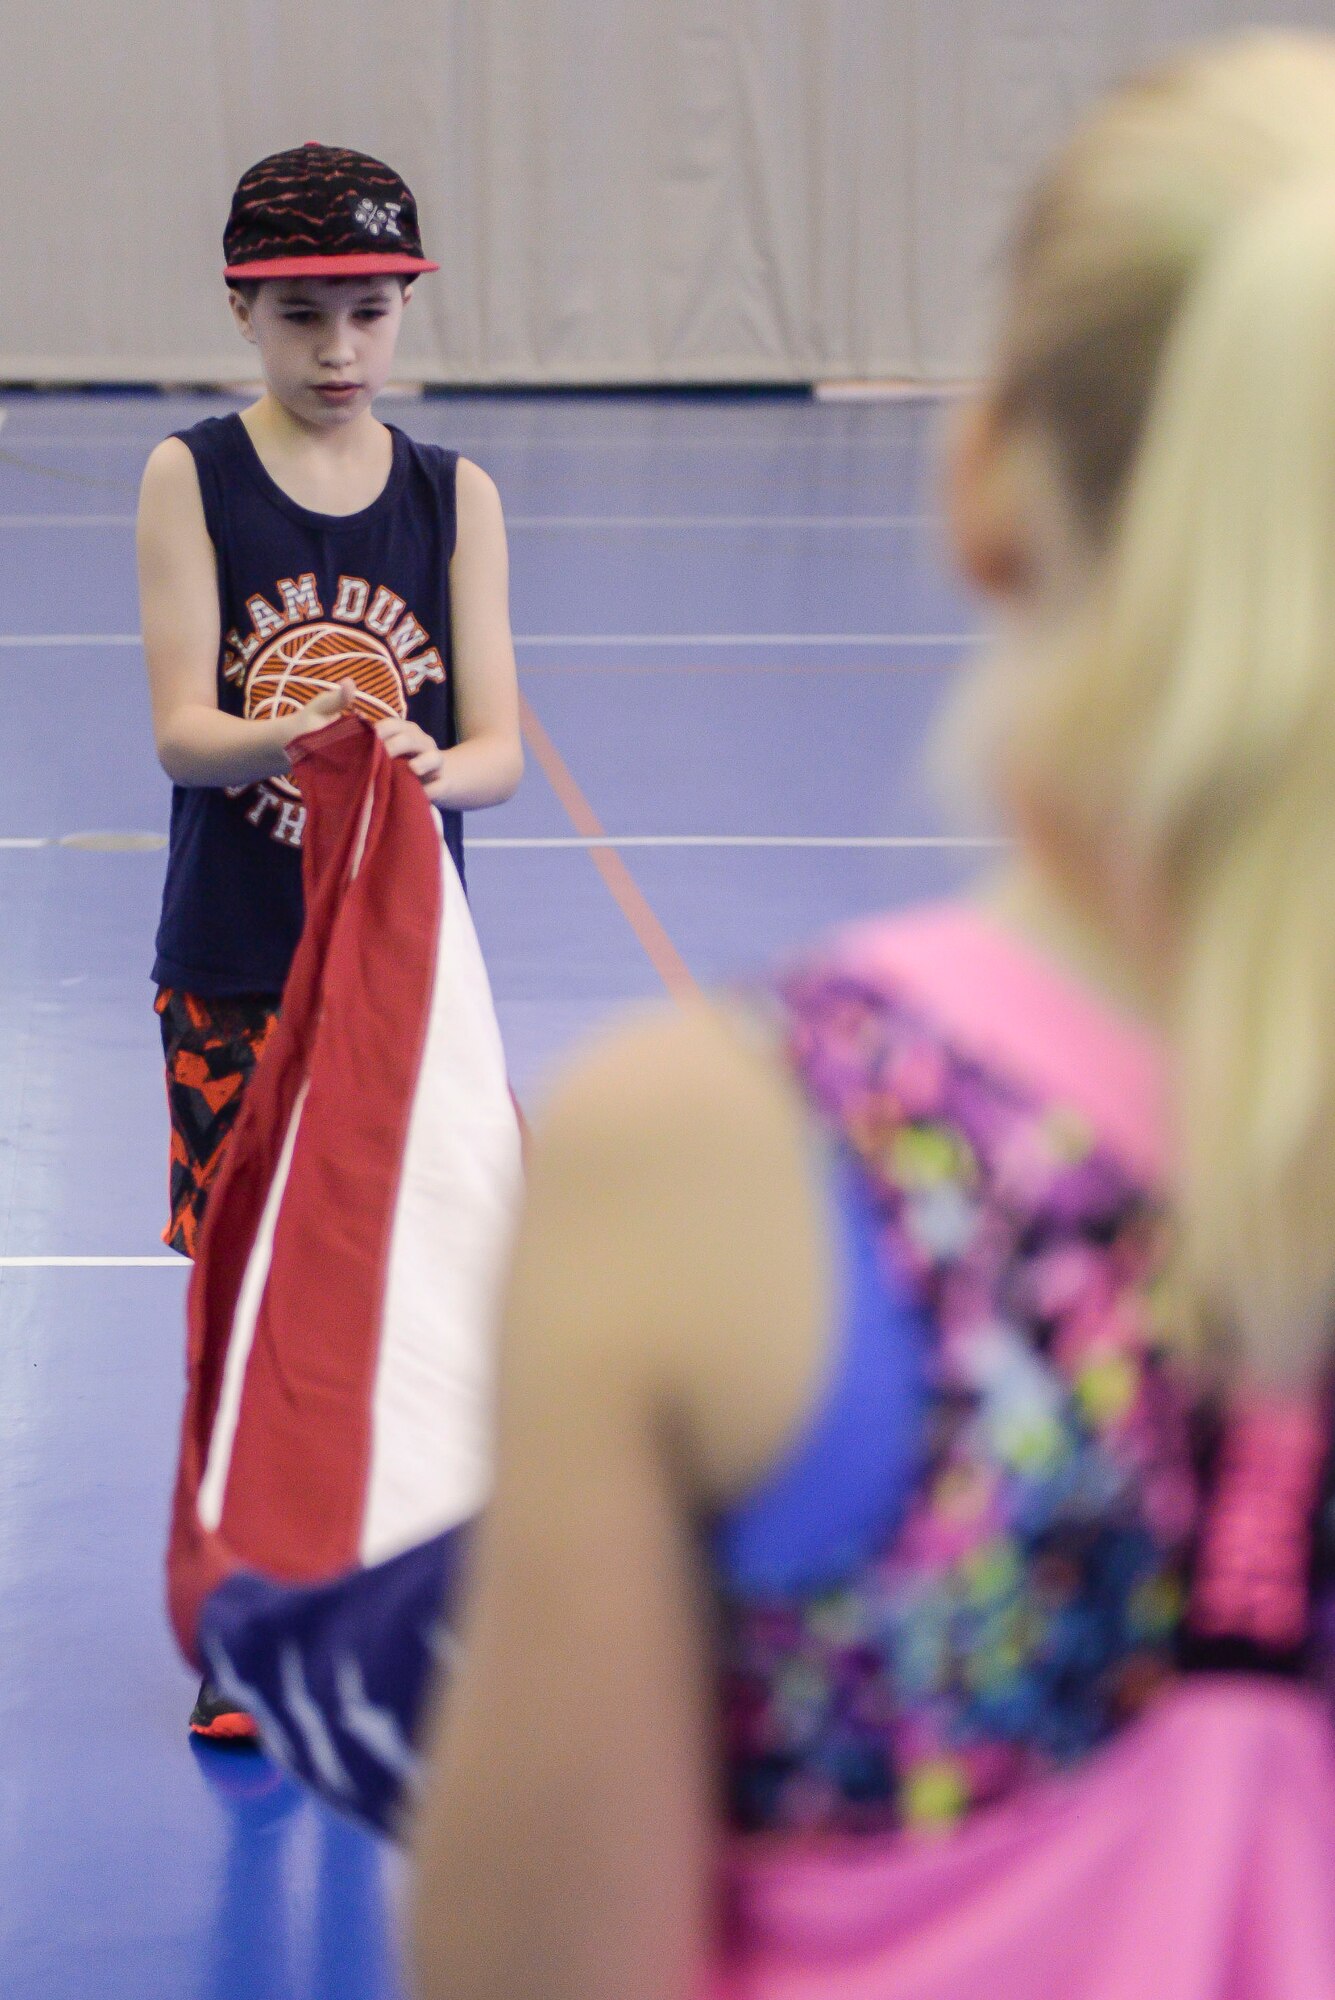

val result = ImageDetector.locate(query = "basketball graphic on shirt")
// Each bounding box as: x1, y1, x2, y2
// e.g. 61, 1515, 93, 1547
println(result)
245, 623, 407, 796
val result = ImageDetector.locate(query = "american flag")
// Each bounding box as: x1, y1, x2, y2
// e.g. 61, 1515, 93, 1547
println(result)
166, 715, 520, 1832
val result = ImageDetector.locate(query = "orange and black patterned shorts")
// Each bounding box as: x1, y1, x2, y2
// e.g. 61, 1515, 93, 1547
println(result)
155, 987, 282, 1258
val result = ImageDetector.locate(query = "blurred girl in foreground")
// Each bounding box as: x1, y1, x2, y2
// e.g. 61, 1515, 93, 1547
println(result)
412, 33, 1335, 2000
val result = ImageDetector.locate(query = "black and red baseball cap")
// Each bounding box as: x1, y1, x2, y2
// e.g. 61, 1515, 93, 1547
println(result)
223, 142, 439, 281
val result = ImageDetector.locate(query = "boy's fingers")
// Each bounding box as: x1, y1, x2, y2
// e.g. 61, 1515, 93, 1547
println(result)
379, 723, 434, 759
286, 679, 361, 746
308, 683, 351, 719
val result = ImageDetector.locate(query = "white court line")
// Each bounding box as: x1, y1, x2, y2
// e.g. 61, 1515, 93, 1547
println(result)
0, 433, 161, 449
0, 633, 143, 647
0, 832, 999, 856
0, 631, 972, 649
0, 831, 995, 851
0, 1255, 183, 1268
0, 513, 136, 526
0, 512, 935, 530
0, 835, 165, 848
0, 432, 936, 453
470, 834, 1001, 850
515, 633, 972, 648
506, 513, 934, 529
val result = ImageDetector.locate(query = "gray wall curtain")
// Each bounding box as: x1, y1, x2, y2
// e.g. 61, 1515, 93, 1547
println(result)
4, 1, 1332, 384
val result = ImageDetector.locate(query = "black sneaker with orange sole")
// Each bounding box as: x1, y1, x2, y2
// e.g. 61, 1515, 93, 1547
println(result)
188, 1676, 261, 1745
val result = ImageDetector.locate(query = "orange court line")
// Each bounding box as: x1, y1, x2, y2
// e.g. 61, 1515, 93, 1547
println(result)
518, 693, 698, 1001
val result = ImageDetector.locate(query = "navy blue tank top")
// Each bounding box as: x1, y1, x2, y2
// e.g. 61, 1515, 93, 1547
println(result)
152, 414, 464, 995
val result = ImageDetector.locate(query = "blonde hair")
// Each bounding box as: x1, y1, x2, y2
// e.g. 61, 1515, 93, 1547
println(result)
979, 34, 1335, 1380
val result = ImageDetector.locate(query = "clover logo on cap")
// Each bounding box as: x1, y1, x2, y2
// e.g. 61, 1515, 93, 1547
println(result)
353, 198, 404, 241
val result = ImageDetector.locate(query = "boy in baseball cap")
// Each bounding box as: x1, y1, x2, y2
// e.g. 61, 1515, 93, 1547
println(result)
137, 143, 523, 1741
222, 141, 441, 281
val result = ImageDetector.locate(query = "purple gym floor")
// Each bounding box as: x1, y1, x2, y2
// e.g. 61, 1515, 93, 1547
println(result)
0, 388, 987, 1998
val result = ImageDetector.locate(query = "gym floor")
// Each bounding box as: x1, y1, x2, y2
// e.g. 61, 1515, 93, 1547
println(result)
0, 388, 985, 1998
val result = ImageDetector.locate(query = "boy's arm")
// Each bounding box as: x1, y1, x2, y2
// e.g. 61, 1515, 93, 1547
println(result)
377, 457, 524, 810
138, 439, 350, 790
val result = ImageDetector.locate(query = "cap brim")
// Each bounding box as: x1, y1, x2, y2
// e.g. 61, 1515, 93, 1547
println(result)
224, 253, 439, 280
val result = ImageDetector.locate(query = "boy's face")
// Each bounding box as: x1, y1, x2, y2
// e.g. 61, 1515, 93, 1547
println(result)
229, 276, 411, 427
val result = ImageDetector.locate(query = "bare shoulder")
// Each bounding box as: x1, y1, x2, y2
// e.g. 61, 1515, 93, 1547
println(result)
456, 453, 500, 503
137, 437, 218, 688
454, 454, 504, 525
137, 437, 208, 548
514, 998, 831, 1500
138, 434, 200, 505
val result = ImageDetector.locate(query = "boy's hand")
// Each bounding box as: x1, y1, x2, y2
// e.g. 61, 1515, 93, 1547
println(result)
375, 716, 445, 788
280, 678, 357, 751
